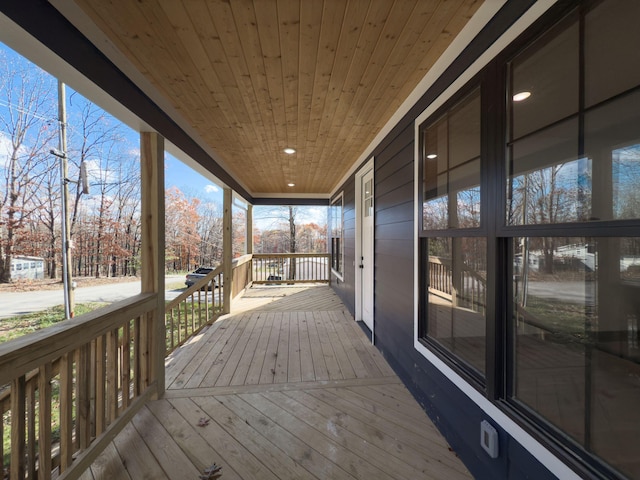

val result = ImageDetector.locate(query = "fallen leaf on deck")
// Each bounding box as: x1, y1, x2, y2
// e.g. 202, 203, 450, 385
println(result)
197, 417, 210, 427
199, 463, 222, 479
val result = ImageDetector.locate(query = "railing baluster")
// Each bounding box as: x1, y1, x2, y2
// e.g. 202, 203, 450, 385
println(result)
133, 316, 142, 397
122, 322, 131, 410
95, 336, 106, 436
11, 375, 26, 480
26, 376, 36, 479
60, 352, 73, 472
106, 329, 119, 424
77, 344, 91, 451
38, 363, 52, 480
1, 400, 4, 477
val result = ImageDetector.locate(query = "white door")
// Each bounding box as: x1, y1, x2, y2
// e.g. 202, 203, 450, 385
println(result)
360, 168, 374, 332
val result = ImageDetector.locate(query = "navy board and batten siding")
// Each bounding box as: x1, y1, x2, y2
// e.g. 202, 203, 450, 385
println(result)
331, 1, 575, 480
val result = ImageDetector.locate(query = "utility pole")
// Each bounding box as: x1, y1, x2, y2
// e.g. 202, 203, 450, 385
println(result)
56, 80, 74, 319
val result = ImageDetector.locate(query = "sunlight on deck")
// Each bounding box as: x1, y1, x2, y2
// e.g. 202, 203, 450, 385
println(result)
85, 285, 472, 479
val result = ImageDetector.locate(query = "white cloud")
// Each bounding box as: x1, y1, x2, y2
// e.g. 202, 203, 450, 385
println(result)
0, 131, 29, 169
204, 184, 219, 194
0, 131, 11, 168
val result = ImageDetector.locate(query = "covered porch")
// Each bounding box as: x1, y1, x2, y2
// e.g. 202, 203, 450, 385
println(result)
86, 285, 471, 480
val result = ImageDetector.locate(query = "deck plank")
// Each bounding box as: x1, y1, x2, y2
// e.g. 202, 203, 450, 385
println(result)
240, 391, 383, 479
168, 317, 239, 389
112, 421, 170, 480
262, 390, 421, 480
259, 312, 281, 384
305, 311, 330, 381
230, 312, 267, 385
313, 310, 343, 380
169, 397, 281, 480
298, 311, 316, 382
89, 442, 132, 480
87, 285, 472, 480
194, 395, 322, 480
273, 311, 291, 383
130, 405, 202, 479
198, 314, 250, 387
287, 311, 302, 383
320, 310, 355, 379
146, 399, 244, 480
245, 312, 274, 384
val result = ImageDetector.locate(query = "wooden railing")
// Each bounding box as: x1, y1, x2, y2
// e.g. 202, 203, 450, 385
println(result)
164, 266, 224, 355
428, 256, 486, 314
1, 253, 326, 479
164, 255, 254, 356
252, 253, 330, 284
0, 294, 161, 480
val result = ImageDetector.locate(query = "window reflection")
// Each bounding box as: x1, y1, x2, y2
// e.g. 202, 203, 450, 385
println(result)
422, 89, 481, 230
513, 237, 640, 471
330, 197, 343, 276
427, 237, 486, 374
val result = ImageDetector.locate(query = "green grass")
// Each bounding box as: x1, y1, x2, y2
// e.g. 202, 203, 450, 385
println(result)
0, 303, 107, 344
166, 280, 187, 291
519, 296, 591, 347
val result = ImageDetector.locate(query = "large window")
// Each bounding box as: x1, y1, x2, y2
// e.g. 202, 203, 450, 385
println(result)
506, 3, 640, 478
330, 194, 343, 278
416, 1, 640, 478
419, 88, 486, 379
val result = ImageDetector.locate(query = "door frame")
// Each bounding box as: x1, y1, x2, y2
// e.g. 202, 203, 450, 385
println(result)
355, 157, 374, 343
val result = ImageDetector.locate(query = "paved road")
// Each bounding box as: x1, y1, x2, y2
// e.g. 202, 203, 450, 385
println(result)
522, 280, 596, 304
0, 275, 185, 319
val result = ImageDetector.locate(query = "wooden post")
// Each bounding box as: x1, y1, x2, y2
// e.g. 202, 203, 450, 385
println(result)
140, 132, 165, 397
223, 188, 233, 314
247, 204, 253, 285
247, 204, 253, 255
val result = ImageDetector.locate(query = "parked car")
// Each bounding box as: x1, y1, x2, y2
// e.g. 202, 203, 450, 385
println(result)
185, 267, 217, 288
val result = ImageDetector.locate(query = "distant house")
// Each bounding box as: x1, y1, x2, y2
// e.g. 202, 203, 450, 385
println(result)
10, 256, 45, 280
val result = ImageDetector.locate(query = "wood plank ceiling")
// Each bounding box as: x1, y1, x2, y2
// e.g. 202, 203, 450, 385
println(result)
69, 0, 482, 195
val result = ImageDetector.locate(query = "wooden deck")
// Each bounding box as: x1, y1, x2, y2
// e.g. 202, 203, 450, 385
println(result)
84, 285, 472, 480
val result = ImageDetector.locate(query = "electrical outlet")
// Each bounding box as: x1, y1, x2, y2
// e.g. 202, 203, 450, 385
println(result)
480, 420, 499, 459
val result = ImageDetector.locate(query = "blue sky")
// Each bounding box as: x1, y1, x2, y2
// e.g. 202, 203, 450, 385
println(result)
164, 152, 224, 206
1, 40, 326, 229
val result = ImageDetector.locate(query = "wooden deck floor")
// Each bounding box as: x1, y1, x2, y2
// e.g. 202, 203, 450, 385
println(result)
85, 285, 472, 480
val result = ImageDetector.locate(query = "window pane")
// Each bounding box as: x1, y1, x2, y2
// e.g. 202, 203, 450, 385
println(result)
426, 237, 486, 374
507, 119, 585, 225
331, 198, 343, 276
585, 0, 640, 107
585, 89, 640, 221
422, 89, 481, 230
512, 237, 640, 479
510, 19, 579, 140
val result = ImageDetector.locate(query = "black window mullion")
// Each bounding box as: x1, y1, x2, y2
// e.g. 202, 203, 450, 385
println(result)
483, 60, 507, 400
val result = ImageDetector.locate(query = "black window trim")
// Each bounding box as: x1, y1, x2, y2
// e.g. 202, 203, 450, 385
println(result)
415, 1, 640, 479
330, 192, 344, 281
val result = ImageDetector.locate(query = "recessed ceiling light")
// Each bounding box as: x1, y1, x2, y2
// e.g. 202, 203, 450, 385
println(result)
283, 148, 296, 154
287, 183, 295, 187
513, 91, 531, 102
426, 154, 437, 159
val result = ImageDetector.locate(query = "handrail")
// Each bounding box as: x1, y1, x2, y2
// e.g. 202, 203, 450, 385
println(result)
164, 266, 224, 355
0, 294, 156, 385
252, 253, 330, 284
0, 293, 161, 479
1, 253, 327, 479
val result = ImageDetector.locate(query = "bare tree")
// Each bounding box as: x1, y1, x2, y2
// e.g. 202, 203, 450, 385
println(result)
0, 56, 57, 282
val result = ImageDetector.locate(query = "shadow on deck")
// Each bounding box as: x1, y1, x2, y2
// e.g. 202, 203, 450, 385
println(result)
85, 285, 471, 479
